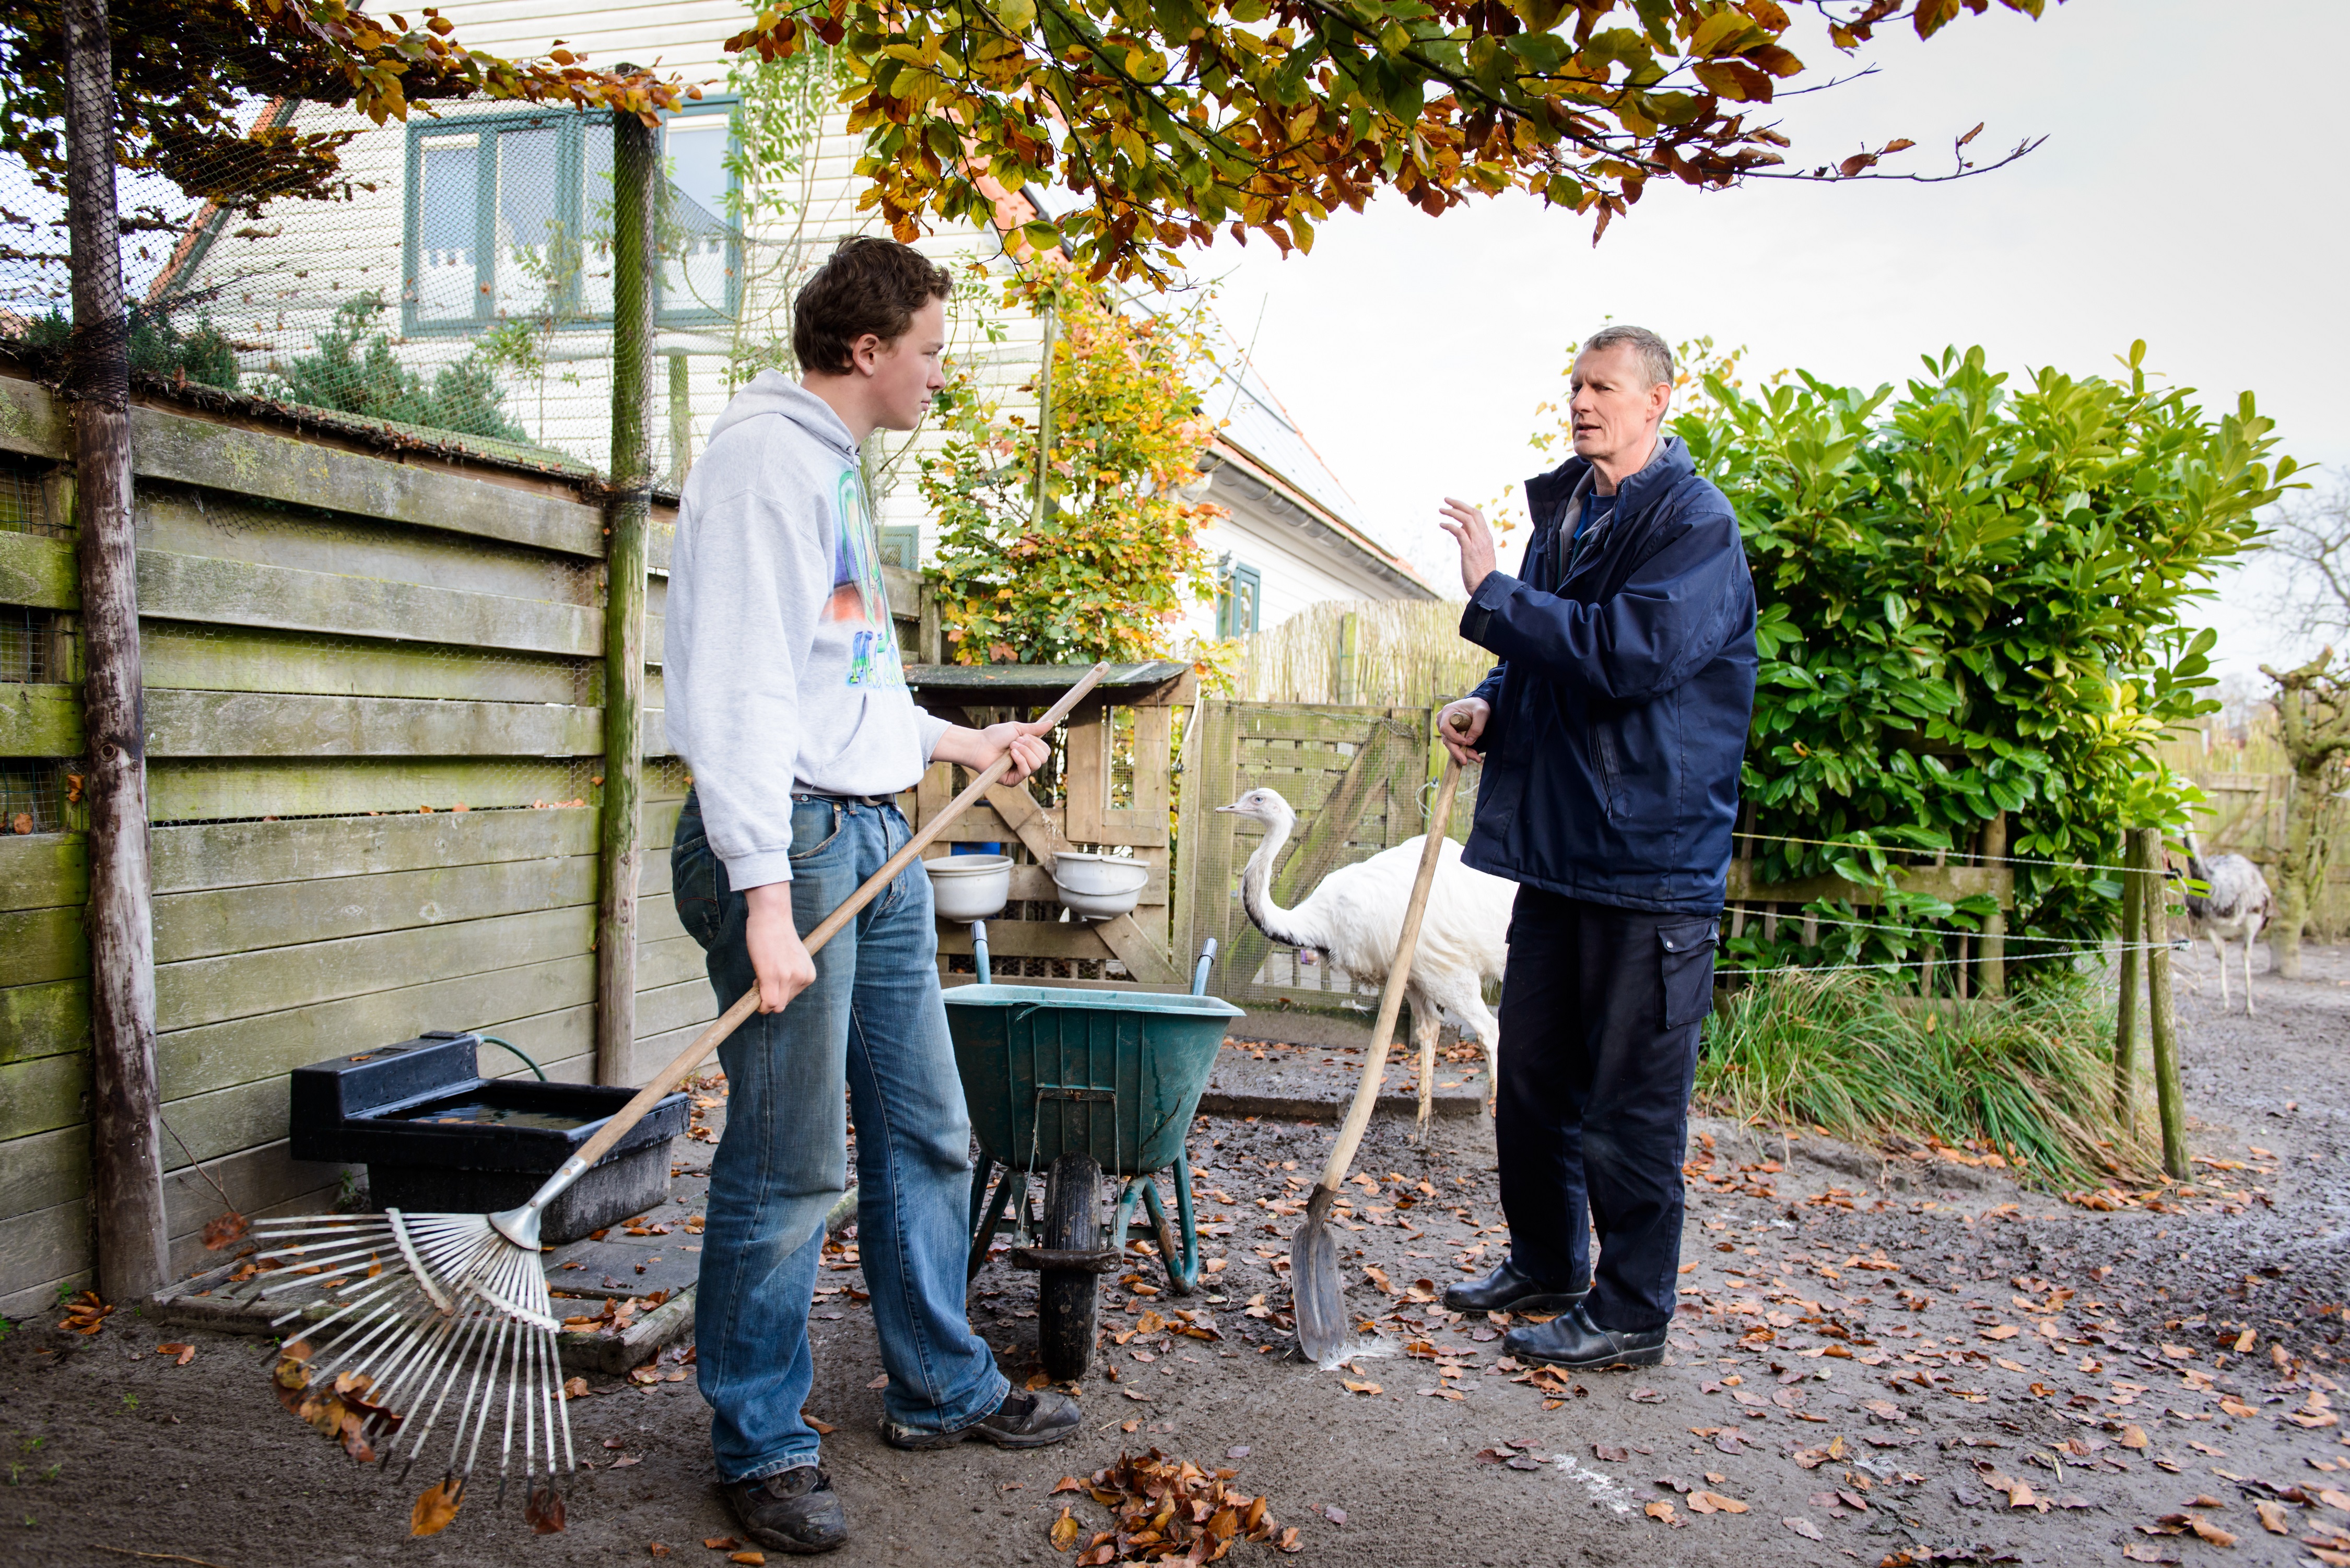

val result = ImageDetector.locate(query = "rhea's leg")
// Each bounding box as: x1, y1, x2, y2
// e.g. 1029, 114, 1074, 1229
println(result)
1413, 1001, 1440, 1138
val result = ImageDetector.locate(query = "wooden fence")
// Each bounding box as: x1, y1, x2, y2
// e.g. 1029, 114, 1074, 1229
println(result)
0, 372, 817, 1318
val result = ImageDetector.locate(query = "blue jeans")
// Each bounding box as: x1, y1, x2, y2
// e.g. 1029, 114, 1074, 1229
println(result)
673, 788, 1007, 1482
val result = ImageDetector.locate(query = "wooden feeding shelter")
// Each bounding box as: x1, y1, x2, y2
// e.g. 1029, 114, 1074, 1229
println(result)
903, 661, 1196, 991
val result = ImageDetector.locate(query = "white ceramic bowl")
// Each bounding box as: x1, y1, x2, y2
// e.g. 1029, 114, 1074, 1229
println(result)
925, 855, 1012, 922
1051, 852, 1149, 920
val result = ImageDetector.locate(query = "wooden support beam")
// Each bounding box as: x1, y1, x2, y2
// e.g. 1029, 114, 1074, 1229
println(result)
1978, 812, 2008, 997
2138, 826, 2188, 1180
2113, 829, 2143, 1131
65, 0, 168, 1300
596, 110, 656, 1088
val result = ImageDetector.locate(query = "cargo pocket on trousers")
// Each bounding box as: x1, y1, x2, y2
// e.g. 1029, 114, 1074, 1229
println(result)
1659, 919, 1719, 1031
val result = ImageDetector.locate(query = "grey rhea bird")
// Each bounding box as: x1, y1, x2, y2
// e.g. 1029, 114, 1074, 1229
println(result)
1218, 786, 1513, 1113
2179, 828, 2273, 1015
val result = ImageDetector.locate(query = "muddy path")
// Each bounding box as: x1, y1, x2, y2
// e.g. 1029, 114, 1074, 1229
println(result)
1, 944, 2344, 1567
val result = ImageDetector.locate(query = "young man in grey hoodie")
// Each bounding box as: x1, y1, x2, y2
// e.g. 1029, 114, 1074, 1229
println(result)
666, 238, 1080, 1555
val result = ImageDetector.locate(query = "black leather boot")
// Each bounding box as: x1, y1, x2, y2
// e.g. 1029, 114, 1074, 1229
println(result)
1504, 1302, 1667, 1370
1441, 1258, 1589, 1315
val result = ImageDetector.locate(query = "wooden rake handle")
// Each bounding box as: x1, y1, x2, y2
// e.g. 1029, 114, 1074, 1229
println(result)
547, 662, 1113, 1188
1311, 752, 1466, 1197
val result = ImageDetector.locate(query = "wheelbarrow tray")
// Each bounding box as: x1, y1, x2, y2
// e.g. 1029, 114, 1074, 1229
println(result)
944, 984, 1243, 1178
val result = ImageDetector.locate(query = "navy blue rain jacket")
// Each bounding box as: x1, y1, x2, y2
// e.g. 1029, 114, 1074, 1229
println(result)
1459, 435, 1758, 914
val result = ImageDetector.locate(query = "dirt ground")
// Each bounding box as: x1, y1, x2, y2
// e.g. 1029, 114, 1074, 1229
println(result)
4, 942, 2347, 1568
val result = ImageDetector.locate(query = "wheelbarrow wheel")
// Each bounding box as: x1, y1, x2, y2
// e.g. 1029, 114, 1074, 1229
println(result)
1038, 1152, 1102, 1383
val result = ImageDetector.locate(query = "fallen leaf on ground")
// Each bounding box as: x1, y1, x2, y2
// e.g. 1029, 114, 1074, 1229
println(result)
2121, 1548, 2178, 1564
1053, 1477, 1087, 1494
1783, 1516, 1823, 1540
1644, 1501, 1678, 1525
729, 1554, 765, 1566
1341, 1379, 1382, 1396
524, 1484, 567, 1535
411, 1479, 464, 1537
1594, 1445, 1628, 1462
1050, 1508, 1083, 1551
1981, 1325, 2019, 1341
1687, 1491, 1748, 1514
156, 1342, 196, 1365
2118, 1424, 2149, 1449
562, 1376, 591, 1399
702, 1536, 740, 1550
867, 1374, 889, 1389
648, 1546, 671, 1558
805, 1417, 836, 1435
2254, 1499, 2289, 1534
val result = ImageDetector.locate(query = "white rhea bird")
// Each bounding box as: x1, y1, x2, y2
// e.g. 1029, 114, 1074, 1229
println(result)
1217, 786, 1514, 1114
2179, 829, 2273, 1016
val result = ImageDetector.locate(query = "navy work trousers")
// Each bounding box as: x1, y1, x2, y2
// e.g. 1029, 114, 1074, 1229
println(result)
1494, 889, 1718, 1332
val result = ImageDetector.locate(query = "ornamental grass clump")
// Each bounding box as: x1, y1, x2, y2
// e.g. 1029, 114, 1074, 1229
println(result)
1699, 970, 2158, 1193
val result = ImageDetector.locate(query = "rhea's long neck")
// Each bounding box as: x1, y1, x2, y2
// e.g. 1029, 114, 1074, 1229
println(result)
1238, 811, 1314, 950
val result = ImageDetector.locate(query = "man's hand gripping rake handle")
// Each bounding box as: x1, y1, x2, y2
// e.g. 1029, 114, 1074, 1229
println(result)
487, 662, 1114, 1252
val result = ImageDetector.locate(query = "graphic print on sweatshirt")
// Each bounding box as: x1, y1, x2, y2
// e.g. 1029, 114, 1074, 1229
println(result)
825, 466, 907, 690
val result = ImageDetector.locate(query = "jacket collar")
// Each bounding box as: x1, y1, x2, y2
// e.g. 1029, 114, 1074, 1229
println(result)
1525, 434, 1694, 535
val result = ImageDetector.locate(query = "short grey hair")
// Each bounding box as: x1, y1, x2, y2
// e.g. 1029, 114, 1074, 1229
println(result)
1580, 325, 1674, 390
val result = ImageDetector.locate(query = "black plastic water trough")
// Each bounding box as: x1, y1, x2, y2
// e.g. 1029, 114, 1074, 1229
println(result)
287, 1031, 691, 1244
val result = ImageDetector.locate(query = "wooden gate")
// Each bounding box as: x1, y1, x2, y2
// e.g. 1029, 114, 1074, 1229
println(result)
1173, 700, 1474, 1011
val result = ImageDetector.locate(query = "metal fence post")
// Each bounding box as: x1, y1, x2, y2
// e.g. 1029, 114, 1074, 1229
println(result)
65, 0, 169, 1299
596, 108, 657, 1087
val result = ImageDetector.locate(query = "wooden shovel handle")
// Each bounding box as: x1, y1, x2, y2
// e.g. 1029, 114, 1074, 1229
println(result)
554, 662, 1113, 1182
1313, 753, 1465, 1196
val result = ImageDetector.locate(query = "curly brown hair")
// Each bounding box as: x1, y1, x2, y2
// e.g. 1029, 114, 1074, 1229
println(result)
793, 237, 954, 376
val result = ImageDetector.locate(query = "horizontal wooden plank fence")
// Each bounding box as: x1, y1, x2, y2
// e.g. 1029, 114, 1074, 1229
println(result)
0, 372, 936, 1318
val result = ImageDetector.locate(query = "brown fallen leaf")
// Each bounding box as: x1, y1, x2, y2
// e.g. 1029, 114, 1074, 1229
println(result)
805, 1416, 836, 1435
1981, 1325, 2019, 1341
1050, 1506, 1082, 1552
1688, 1491, 1748, 1514
202, 1210, 250, 1250
2232, 1328, 2255, 1353
2121, 1547, 2178, 1564
410, 1478, 464, 1537
2181, 1514, 2234, 1547
867, 1374, 889, 1390
2318, 1487, 2350, 1512
2254, 1499, 2289, 1534
1341, 1379, 1382, 1396
156, 1342, 196, 1366
1644, 1501, 1678, 1525
1052, 1477, 1087, 1494
562, 1376, 591, 1400
728, 1554, 765, 1566
702, 1536, 741, 1550
2219, 1396, 2257, 1418
337, 1411, 376, 1463
1783, 1516, 1823, 1541
524, 1483, 567, 1535
1593, 1445, 1628, 1463
648, 1546, 672, 1558
2118, 1424, 2149, 1449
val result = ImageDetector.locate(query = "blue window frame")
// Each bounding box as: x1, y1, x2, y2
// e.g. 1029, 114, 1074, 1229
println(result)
402, 100, 739, 336
1217, 562, 1262, 638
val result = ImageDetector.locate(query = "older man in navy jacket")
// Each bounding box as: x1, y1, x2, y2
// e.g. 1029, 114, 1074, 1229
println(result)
1435, 324, 1757, 1371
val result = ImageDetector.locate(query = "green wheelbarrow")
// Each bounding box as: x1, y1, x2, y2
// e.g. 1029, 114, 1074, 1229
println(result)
947, 929, 1242, 1382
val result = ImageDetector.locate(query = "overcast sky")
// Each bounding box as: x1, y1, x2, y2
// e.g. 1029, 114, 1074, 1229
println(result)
1195, 0, 2346, 681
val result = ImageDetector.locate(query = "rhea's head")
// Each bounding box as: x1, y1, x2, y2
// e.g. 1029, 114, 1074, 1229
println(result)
1216, 788, 1298, 828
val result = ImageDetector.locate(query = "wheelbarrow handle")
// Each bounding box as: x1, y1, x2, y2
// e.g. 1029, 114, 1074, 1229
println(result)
527, 662, 1115, 1206
1191, 937, 1218, 997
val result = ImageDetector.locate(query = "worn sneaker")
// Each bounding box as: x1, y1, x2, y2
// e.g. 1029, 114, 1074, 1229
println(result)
880, 1387, 1082, 1451
724, 1465, 847, 1555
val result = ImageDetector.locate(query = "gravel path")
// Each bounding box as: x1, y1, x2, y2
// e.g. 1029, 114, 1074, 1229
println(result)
1, 945, 2344, 1566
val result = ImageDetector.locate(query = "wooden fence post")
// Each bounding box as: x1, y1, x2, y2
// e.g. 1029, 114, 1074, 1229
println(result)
1978, 812, 2007, 997
2137, 826, 2188, 1180
595, 110, 657, 1087
2113, 829, 2143, 1131
65, 0, 169, 1299
1336, 612, 1359, 706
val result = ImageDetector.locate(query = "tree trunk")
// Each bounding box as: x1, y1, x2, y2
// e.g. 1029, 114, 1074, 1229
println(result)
2270, 763, 2328, 981
596, 111, 656, 1087
67, 0, 169, 1300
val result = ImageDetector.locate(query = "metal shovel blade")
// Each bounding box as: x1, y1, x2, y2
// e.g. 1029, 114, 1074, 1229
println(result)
1288, 1186, 1347, 1362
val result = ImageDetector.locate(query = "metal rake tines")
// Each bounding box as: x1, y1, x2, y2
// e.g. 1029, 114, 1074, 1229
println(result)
255, 1209, 576, 1527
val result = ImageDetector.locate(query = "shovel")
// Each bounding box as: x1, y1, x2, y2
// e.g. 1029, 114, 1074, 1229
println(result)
1290, 751, 1466, 1362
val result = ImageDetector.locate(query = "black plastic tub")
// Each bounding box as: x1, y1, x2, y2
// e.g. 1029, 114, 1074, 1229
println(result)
288, 1031, 690, 1243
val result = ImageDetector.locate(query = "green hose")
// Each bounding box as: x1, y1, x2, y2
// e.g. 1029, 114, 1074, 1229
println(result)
475, 1033, 548, 1081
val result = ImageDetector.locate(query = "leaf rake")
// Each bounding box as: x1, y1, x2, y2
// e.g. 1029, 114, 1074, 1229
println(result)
254, 663, 1110, 1533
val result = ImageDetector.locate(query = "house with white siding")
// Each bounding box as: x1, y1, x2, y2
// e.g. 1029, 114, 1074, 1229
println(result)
155, 0, 1436, 634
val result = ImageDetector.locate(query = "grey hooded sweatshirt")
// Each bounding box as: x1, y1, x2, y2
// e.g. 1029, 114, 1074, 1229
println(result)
664, 373, 948, 891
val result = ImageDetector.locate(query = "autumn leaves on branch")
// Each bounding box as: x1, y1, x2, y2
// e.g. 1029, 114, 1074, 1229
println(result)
727, 0, 2059, 279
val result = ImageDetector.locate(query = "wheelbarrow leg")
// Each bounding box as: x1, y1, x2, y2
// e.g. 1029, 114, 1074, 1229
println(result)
966, 1160, 1021, 1283
1141, 1161, 1200, 1297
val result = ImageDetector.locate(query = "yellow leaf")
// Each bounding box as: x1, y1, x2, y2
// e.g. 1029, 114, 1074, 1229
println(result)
410, 1478, 464, 1537
1050, 1507, 1083, 1551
